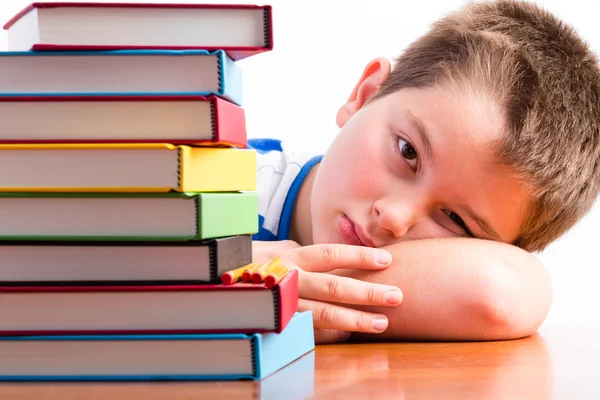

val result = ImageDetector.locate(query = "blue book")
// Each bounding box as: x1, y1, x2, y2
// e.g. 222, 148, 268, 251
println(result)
0, 311, 315, 381
0, 50, 242, 105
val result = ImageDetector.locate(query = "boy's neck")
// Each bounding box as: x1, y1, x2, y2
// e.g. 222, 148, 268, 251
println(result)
289, 162, 320, 246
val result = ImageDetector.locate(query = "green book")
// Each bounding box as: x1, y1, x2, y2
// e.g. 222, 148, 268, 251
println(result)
0, 192, 257, 241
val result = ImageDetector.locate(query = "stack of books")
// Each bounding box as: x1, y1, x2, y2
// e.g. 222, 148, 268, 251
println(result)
0, 2, 314, 381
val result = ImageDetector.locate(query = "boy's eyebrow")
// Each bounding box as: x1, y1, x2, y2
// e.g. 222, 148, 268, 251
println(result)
458, 204, 501, 241
405, 109, 434, 163
404, 109, 500, 241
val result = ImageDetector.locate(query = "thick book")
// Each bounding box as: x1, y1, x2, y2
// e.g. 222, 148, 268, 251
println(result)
0, 143, 256, 192
0, 270, 299, 335
0, 235, 252, 284
0, 311, 314, 381
0, 50, 242, 105
0, 192, 258, 241
4, 2, 273, 61
0, 95, 246, 147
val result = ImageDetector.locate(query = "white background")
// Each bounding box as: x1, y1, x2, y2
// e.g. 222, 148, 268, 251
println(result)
0, 0, 598, 330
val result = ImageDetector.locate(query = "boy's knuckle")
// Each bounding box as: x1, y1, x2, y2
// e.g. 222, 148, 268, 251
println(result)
326, 278, 346, 300
320, 244, 342, 265
352, 313, 365, 331
365, 286, 377, 303
318, 305, 339, 327
281, 240, 300, 249
357, 248, 369, 265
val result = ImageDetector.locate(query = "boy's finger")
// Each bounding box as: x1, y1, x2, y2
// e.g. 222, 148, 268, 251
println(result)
299, 299, 390, 334
299, 272, 403, 307
289, 243, 392, 272
313, 328, 352, 344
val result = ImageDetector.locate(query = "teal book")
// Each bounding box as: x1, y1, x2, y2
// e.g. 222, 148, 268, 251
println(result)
0, 192, 258, 241
0, 311, 315, 381
0, 50, 242, 105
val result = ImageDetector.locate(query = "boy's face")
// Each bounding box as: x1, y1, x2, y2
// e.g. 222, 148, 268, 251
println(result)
309, 59, 531, 247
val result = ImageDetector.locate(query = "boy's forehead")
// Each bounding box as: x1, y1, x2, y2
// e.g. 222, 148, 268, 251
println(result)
384, 84, 507, 151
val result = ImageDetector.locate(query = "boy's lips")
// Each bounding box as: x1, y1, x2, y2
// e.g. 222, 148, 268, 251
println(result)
338, 215, 375, 247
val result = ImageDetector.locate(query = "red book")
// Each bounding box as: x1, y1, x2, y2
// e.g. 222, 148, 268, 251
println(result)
0, 270, 298, 335
0, 95, 246, 147
4, 2, 273, 61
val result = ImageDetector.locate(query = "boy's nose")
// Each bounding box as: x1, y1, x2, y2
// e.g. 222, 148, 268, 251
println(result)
372, 199, 416, 239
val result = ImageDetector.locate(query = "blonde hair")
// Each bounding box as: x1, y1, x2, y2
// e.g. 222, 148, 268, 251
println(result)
373, 0, 600, 251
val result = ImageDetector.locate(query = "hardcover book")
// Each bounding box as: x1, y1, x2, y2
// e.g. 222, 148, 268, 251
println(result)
0, 95, 247, 147
0, 235, 252, 284
0, 311, 314, 381
4, 2, 273, 61
0, 50, 242, 105
0, 270, 299, 335
0, 143, 256, 192
0, 192, 258, 241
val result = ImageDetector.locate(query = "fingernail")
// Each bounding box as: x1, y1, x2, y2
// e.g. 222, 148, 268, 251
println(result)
372, 317, 388, 332
384, 290, 402, 305
339, 331, 352, 341
375, 251, 392, 266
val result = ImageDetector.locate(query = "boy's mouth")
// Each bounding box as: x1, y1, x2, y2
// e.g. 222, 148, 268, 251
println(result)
338, 215, 375, 247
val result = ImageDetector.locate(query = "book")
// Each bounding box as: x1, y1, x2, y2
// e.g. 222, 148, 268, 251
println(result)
0, 50, 242, 105
0, 270, 299, 335
0, 311, 314, 381
0, 95, 246, 147
0, 144, 256, 192
4, 2, 273, 61
0, 235, 252, 284
0, 192, 258, 241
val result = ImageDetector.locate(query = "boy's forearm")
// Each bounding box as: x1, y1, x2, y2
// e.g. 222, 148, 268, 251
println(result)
331, 238, 552, 341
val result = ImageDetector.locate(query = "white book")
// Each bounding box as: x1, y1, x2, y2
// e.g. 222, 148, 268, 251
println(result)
0, 50, 242, 105
0, 235, 252, 284
4, 2, 273, 61
0, 95, 247, 146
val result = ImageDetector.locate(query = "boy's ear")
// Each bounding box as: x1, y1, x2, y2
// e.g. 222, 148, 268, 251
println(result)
336, 57, 391, 128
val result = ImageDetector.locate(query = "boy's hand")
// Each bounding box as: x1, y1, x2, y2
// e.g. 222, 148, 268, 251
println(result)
253, 240, 403, 344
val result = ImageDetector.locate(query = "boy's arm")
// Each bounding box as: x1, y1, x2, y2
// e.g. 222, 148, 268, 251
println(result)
333, 238, 552, 341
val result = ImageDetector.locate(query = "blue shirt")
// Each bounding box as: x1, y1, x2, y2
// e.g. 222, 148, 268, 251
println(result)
247, 138, 322, 241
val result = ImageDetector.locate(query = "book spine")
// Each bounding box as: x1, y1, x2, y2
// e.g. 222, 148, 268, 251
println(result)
196, 193, 258, 240
212, 96, 247, 148
274, 270, 299, 333
179, 147, 256, 192
255, 311, 315, 380
218, 51, 243, 106
214, 235, 253, 280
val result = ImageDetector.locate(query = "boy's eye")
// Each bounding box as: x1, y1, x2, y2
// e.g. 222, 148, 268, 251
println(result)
397, 137, 418, 170
443, 210, 473, 237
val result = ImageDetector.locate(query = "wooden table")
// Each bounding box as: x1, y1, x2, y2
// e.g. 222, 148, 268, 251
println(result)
0, 325, 597, 399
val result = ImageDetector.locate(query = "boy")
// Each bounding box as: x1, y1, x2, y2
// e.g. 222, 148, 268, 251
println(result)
251, 0, 600, 344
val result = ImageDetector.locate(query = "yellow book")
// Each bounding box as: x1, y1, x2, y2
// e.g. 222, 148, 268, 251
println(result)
0, 143, 255, 192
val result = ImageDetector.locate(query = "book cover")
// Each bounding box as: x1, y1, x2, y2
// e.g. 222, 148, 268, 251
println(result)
0, 50, 242, 105
0, 311, 314, 381
0, 192, 258, 241
0, 143, 256, 193
0, 95, 247, 147
4, 3, 273, 61
0, 270, 299, 335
